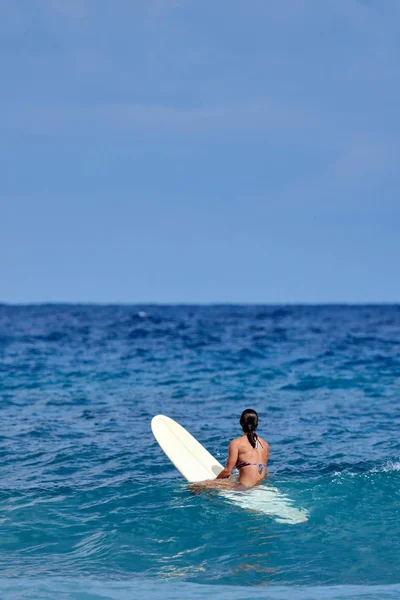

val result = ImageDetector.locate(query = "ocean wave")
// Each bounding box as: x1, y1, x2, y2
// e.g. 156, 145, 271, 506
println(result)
274, 459, 400, 478
1, 305, 400, 589
0, 579, 399, 600
371, 460, 400, 473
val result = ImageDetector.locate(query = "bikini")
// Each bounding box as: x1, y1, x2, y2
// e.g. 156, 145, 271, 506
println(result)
236, 439, 267, 475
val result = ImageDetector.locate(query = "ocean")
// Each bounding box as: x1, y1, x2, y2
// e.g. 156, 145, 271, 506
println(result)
0, 304, 399, 599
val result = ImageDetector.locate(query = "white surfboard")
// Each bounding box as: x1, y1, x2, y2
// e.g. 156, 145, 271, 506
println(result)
151, 414, 224, 482
151, 415, 309, 524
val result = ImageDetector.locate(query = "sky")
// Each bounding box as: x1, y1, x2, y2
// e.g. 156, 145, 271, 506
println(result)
1, 0, 400, 303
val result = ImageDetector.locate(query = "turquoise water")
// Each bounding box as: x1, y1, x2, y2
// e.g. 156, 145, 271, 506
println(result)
1, 305, 399, 599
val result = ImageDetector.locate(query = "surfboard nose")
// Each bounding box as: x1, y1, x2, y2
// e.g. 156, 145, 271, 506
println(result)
151, 414, 224, 482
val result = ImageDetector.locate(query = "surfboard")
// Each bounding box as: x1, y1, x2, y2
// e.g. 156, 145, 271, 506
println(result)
221, 487, 309, 524
151, 414, 224, 482
151, 414, 309, 524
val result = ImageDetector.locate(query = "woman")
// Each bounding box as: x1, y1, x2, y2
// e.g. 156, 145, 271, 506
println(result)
192, 408, 269, 491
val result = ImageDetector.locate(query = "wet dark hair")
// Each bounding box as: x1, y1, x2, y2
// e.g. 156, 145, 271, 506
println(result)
240, 408, 259, 448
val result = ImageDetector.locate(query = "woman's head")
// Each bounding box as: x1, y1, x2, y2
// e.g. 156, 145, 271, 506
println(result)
240, 408, 259, 448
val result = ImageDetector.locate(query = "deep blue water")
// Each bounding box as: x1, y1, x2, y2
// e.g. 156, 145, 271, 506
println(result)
0, 304, 399, 599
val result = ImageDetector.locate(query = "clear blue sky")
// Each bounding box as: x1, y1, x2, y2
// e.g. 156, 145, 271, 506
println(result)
2, 0, 399, 303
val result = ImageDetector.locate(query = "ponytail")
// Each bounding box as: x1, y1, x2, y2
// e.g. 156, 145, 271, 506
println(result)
246, 424, 258, 448
240, 408, 259, 448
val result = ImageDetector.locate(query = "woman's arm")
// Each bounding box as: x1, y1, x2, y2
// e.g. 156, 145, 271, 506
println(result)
216, 441, 238, 479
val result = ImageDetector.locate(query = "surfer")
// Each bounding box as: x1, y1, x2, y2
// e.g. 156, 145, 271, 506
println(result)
191, 408, 269, 491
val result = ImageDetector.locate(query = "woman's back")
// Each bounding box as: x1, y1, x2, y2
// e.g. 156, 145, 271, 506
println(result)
234, 434, 269, 487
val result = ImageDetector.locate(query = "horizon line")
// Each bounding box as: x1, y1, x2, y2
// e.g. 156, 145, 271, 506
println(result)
1, 301, 399, 308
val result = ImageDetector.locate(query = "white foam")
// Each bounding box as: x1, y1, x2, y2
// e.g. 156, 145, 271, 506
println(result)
371, 460, 400, 473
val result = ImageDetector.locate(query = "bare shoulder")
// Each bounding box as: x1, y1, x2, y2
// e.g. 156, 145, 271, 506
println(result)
258, 437, 270, 450
229, 437, 242, 447
228, 437, 244, 452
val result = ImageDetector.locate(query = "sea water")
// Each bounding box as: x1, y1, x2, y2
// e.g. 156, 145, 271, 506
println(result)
0, 304, 399, 599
